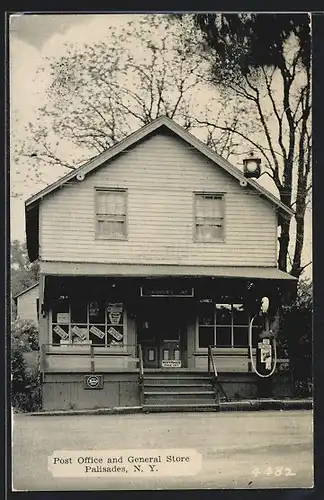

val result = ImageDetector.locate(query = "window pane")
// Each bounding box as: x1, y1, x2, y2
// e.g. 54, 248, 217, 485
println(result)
97, 192, 108, 214
199, 326, 214, 348
211, 197, 223, 218
196, 224, 223, 241
107, 325, 124, 346
107, 303, 123, 325
216, 304, 232, 325
148, 349, 155, 361
216, 326, 231, 347
97, 220, 125, 238
71, 325, 89, 343
52, 324, 69, 345
70, 301, 87, 324
97, 191, 126, 215
198, 302, 214, 326
196, 195, 222, 218
233, 327, 248, 347
52, 298, 69, 323
89, 325, 106, 345
195, 195, 209, 217
106, 191, 126, 215
89, 301, 105, 324
233, 303, 248, 325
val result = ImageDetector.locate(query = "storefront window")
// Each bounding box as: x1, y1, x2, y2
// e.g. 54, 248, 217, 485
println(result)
51, 300, 125, 347
197, 301, 260, 349
70, 300, 87, 324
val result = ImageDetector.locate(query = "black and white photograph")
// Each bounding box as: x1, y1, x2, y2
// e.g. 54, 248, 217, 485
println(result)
9, 11, 313, 491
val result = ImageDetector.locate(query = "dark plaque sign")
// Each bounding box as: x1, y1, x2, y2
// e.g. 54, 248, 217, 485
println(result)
140, 286, 194, 297
84, 374, 103, 390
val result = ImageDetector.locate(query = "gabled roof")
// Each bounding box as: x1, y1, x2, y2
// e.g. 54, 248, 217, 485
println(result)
25, 115, 293, 217
25, 116, 294, 262
13, 282, 39, 300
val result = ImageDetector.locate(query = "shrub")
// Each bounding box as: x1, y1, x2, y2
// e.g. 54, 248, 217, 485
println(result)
11, 318, 39, 352
11, 320, 41, 412
280, 278, 313, 398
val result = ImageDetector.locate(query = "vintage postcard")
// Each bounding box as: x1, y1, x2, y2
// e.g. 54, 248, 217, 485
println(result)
9, 11, 313, 491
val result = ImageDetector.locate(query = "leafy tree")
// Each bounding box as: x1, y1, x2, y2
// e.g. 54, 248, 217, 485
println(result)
11, 239, 39, 299
185, 13, 311, 278
14, 14, 311, 278
12, 318, 39, 352
16, 15, 209, 175
279, 278, 312, 397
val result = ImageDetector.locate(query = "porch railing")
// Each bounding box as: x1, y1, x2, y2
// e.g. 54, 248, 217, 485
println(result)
208, 345, 229, 402
41, 341, 146, 405
40, 343, 139, 374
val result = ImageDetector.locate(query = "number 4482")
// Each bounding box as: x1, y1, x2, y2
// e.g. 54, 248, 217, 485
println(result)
252, 467, 296, 477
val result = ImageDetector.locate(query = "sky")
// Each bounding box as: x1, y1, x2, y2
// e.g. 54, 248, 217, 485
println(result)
10, 13, 142, 239
9, 13, 312, 278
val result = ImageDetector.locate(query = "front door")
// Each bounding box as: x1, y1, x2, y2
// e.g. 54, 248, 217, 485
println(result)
137, 301, 187, 368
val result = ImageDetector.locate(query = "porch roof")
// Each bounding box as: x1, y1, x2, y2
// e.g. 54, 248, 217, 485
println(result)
40, 261, 297, 281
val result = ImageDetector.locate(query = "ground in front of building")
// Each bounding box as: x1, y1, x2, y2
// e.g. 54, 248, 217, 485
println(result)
12, 410, 313, 490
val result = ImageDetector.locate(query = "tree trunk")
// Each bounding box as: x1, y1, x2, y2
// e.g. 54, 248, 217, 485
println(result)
291, 202, 306, 278
278, 218, 291, 272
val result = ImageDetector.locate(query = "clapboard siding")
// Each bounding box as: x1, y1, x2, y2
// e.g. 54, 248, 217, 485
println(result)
16, 285, 39, 324
40, 132, 277, 266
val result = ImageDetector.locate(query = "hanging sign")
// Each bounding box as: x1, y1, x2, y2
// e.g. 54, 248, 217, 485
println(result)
71, 326, 87, 341
90, 326, 105, 340
108, 326, 123, 341
56, 312, 70, 324
53, 325, 69, 340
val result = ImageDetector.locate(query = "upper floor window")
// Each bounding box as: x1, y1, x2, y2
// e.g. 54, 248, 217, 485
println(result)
194, 193, 225, 242
95, 188, 127, 239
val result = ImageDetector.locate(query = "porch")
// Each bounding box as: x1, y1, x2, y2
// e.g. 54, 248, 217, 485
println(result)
38, 273, 295, 410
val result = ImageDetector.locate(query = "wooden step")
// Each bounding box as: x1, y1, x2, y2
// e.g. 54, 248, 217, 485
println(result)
144, 397, 216, 406
143, 384, 213, 392
143, 403, 218, 413
143, 376, 211, 384
144, 391, 215, 396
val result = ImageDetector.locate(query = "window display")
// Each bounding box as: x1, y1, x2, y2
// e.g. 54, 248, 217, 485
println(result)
51, 300, 124, 347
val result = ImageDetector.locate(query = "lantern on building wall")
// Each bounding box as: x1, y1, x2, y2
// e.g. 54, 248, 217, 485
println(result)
243, 152, 261, 179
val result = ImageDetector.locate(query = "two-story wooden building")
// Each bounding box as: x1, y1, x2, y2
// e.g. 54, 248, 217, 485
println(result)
25, 116, 296, 411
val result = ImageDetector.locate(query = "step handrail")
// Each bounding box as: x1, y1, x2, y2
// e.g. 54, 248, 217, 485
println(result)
208, 345, 218, 379
137, 344, 144, 406
208, 345, 229, 402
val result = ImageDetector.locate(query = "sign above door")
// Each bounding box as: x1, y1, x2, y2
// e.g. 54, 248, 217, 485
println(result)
140, 286, 194, 298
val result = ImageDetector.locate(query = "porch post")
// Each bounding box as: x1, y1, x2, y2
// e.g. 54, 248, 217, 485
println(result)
38, 273, 47, 375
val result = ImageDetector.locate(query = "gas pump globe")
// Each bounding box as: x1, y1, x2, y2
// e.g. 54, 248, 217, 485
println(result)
243, 152, 261, 179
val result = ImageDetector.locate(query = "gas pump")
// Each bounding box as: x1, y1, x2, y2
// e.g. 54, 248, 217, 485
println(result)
248, 296, 278, 378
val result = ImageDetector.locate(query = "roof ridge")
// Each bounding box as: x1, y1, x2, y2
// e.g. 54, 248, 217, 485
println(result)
25, 116, 293, 217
